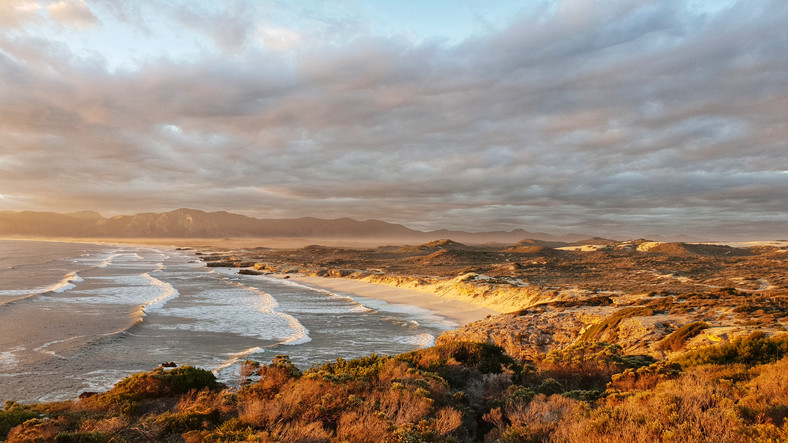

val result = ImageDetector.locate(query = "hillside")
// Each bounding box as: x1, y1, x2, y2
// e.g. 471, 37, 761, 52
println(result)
0, 209, 578, 243
0, 209, 582, 243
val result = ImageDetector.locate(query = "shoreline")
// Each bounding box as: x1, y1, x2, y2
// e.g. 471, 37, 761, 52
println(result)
2, 237, 500, 326
280, 274, 500, 326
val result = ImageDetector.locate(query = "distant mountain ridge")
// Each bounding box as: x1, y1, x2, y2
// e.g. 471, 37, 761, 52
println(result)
0, 208, 587, 243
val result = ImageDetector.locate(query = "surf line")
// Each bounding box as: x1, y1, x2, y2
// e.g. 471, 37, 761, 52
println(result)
0, 271, 83, 307
207, 268, 311, 346
131, 265, 180, 321
258, 274, 374, 313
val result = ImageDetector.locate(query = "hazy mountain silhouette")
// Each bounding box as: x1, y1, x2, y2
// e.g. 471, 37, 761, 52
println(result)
0, 208, 587, 243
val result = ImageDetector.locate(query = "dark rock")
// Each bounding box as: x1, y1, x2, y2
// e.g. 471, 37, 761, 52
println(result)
238, 269, 263, 275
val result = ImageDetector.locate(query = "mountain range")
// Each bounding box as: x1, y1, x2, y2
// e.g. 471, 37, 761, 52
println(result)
0, 208, 587, 244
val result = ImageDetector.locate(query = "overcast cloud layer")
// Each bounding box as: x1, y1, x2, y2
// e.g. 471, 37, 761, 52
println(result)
1, 0, 786, 239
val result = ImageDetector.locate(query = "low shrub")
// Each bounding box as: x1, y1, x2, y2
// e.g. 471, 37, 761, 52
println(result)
93, 366, 219, 415
5, 417, 61, 442
538, 341, 656, 390
580, 307, 655, 342
398, 341, 517, 374
657, 321, 709, 352
150, 409, 221, 436
0, 402, 41, 440
608, 360, 683, 391
307, 353, 389, 379
397, 341, 518, 389
673, 332, 788, 367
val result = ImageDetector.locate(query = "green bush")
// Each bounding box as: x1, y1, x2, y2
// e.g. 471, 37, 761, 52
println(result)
541, 342, 654, 372
498, 385, 536, 408
658, 322, 709, 352
0, 405, 40, 440
158, 366, 220, 395
608, 360, 682, 391
674, 332, 788, 367
307, 353, 389, 379
562, 389, 604, 402
538, 342, 655, 390
95, 366, 219, 414
536, 378, 563, 395
399, 341, 517, 374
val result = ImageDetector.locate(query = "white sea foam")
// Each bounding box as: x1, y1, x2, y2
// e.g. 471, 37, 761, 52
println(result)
0, 348, 21, 370
33, 338, 72, 359
55, 271, 179, 319
139, 271, 179, 315
400, 333, 436, 348
231, 282, 311, 345
98, 253, 119, 268
349, 296, 458, 330
0, 271, 82, 297
51, 271, 82, 293
36, 369, 142, 403
155, 286, 310, 345
213, 346, 265, 374
228, 271, 374, 314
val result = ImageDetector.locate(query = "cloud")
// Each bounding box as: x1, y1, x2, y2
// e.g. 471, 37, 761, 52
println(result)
256, 26, 303, 52
0, 0, 42, 28
47, 0, 98, 29
0, 0, 786, 239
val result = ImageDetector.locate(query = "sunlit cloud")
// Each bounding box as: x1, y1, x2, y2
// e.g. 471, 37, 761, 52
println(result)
0, 0, 785, 239
47, 0, 98, 29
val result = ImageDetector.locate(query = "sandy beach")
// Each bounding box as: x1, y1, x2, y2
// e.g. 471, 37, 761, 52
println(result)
286, 274, 501, 326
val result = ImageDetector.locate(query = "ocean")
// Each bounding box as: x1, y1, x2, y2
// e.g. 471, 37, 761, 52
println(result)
0, 239, 455, 403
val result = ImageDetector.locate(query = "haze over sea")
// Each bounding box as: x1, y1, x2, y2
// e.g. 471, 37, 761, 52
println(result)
0, 239, 453, 403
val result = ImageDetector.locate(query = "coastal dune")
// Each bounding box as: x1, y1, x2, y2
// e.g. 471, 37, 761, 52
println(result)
286, 275, 501, 325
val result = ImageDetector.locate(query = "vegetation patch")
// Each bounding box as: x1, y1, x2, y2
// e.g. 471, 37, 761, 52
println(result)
92, 366, 220, 415
673, 332, 788, 367
307, 353, 389, 379
580, 307, 655, 342
0, 402, 41, 440
658, 321, 710, 352
521, 295, 615, 314
6, 340, 788, 442
537, 342, 655, 390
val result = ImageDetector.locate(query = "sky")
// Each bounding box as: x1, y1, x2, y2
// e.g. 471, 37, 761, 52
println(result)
0, 0, 786, 240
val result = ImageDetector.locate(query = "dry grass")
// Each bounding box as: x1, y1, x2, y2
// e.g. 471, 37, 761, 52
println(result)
6, 418, 62, 442
238, 398, 284, 428
272, 420, 332, 443
375, 384, 433, 426
7, 341, 788, 442
336, 408, 391, 442
435, 406, 463, 436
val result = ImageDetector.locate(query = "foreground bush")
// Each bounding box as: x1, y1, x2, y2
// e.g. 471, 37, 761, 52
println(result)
5, 342, 788, 441
0, 402, 40, 440
91, 366, 221, 415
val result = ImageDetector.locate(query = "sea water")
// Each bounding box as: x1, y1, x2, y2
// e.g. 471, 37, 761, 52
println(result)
0, 239, 456, 403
